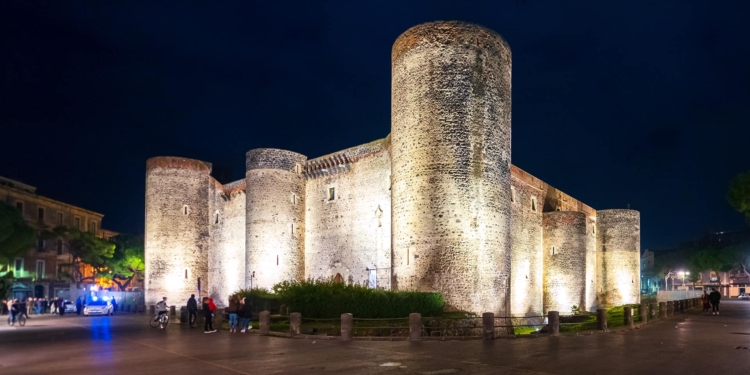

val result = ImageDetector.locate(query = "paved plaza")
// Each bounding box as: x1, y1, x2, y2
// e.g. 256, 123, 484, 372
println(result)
1, 301, 749, 374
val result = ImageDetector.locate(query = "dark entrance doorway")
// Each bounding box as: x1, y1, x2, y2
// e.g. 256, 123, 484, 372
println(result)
333, 273, 344, 283
35, 285, 45, 298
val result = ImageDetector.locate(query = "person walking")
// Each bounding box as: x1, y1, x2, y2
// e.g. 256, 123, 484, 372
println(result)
36, 298, 42, 315
26, 298, 33, 317
701, 291, 711, 314
75, 297, 83, 315
186, 294, 198, 327
709, 288, 722, 315
227, 295, 239, 333
202, 297, 216, 333
58, 298, 65, 316
239, 297, 253, 333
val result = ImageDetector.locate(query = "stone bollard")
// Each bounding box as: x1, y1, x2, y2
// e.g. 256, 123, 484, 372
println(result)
409, 313, 422, 341
659, 302, 667, 318
597, 309, 607, 331
624, 307, 634, 328
649, 303, 657, 320
548, 311, 560, 336
149, 305, 155, 316
666, 301, 674, 316
169, 305, 176, 317
290, 312, 301, 336
639, 303, 648, 324
340, 313, 353, 341
482, 312, 495, 340
259, 311, 270, 335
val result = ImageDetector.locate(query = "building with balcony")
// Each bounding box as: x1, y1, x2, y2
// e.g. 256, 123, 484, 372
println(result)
1, 176, 116, 300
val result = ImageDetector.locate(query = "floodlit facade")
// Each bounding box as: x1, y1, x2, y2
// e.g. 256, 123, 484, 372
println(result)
144, 21, 641, 315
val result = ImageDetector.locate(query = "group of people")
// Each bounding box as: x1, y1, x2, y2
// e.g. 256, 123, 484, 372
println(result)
1, 297, 70, 317
182, 294, 253, 333
701, 288, 722, 315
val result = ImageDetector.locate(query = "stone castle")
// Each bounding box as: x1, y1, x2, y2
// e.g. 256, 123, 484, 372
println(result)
144, 21, 640, 316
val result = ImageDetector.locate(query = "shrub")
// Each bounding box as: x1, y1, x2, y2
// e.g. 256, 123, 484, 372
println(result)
270, 279, 444, 318
234, 288, 282, 314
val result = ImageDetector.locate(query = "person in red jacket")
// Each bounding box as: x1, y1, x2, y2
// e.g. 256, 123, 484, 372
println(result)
203, 297, 216, 333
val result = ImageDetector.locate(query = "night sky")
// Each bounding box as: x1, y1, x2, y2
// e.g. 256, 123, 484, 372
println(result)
3, 1, 749, 250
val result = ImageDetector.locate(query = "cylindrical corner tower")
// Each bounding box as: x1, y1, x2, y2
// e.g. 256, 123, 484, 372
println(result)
542, 211, 588, 313
391, 21, 512, 314
245, 148, 307, 289
145, 157, 211, 305
596, 209, 640, 307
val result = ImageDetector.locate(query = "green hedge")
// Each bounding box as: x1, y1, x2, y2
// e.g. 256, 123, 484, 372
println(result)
235, 288, 282, 315
237, 279, 443, 318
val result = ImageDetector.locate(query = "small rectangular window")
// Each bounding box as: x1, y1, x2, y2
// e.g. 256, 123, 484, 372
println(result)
550, 246, 556, 255
184, 269, 189, 279
16, 201, 23, 212
37, 238, 45, 252
531, 197, 537, 212
89, 221, 97, 234
74, 217, 81, 229
57, 239, 63, 255
38, 207, 45, 221
183, 205, 189, 215
36, 260, 45, 279
14, 258, 23, 272
328, 187, 336, 201
58, 212, 64, 225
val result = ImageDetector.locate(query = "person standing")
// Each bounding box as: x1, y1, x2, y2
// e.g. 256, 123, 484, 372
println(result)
111, 297, 117, 314
709, 288, 722, 315
202, 297, 215, 333
58, 298, 65, 316
50, 297, 57, 314
26, 298, 33, 317
186, 294, 198, 328
36, 298, 42, 315
239, 297, 253, 333
701, 291, 711, 314
227, 295, 239, 333
75, 297, 83, 315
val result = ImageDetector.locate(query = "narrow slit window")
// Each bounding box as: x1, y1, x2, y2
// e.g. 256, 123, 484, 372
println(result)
511, 187, 516, 203
183, 205, 189, 215
531, 197, 537, 212
214, 212, 219, 224
291, 223, 294, 237
550, 246, 555, 255
276, 255, 279, 266
58, 212, 63, 225
38, 207, 45, 221
328, 187, 336, 201
184, 269, 188, 279
406, 248, 410, 265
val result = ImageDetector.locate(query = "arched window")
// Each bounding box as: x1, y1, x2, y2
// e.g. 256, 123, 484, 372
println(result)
333, 273, 344, 283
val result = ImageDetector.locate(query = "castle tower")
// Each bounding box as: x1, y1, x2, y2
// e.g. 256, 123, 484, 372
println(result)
596, 209, 641, 307
391, 21, 513, 314
145, 157, 211, 305
542, 211, 588, 313
245, 148, 307, 289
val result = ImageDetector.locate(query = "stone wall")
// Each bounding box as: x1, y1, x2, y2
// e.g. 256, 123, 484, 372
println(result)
245, 149, 307, 290
304, 140, 392, 288
208, 178, 246, 307
391, 21, 513, 314
543, 211, 587, 314
145, 157, 210, 305
509, 171, 544, 318
596, 209, 641, 307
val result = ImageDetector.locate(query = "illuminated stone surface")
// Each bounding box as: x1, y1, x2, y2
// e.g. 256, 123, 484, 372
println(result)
596, 209, 641, 307
144, 21, 640, 312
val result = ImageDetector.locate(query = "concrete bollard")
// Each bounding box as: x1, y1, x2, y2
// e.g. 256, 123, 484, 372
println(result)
649, 303, 657, 320
624, 307, 634, 328
409, 313, 422, 341
597, 309, 607, 331
659, 302, 667, 318
290, 312, 301, 336
259, 311, 270, 335
169, 305, 176, 317
548, 311, 560, 336
639, 303, 648, 324
149, 305, 155, 316
482, 312, 495, 340
340, 313, 353, 341
667, 301, 674, 316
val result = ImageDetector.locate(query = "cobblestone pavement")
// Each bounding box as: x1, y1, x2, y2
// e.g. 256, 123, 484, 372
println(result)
1, 300, 749, 374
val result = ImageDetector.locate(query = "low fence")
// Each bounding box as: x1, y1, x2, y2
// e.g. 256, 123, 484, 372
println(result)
657, 290, 702, 303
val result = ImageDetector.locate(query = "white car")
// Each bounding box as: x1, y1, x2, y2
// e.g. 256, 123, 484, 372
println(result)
83, 300, 114, 316
738, 293, 749, 300
63, 302, 77, 313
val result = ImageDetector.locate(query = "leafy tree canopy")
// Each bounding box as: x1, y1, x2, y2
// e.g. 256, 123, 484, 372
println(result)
43, 226, 115, 282
0, 201, 35, 268
728, 170, 750, 225
102, 234, 144, 290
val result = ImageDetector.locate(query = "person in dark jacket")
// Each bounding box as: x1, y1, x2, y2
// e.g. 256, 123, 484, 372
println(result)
203, 297, 215, 333
186, 294, 198, 328
227, 295, 239, 333
75, 297, 83, 315
239, 297, 253, 333
709, 288, 722, 315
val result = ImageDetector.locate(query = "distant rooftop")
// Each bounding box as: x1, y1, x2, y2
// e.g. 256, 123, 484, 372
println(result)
0, 176, 36, 193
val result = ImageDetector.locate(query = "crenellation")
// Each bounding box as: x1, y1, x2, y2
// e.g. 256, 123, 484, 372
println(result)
144, 21, 640, 314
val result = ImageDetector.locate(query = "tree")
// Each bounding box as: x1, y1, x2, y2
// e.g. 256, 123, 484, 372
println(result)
728, 170, 750, 226
44, 226, 115, 286
103, 234, 144, 290
0, 202, 35, 298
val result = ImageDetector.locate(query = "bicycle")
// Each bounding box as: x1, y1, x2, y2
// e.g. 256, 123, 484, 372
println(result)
7, 314, 26, 327
149, 313, 169, 329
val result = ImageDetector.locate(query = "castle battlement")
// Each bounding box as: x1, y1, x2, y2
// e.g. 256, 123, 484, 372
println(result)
144, 21, 640, 315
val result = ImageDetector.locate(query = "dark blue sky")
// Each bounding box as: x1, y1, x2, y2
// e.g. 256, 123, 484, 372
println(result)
2, 1, 749, 249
